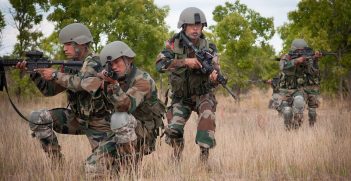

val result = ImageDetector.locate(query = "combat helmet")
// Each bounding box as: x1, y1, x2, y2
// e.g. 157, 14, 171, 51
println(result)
59, 23, 93, 45
291, 39, 308, 51
99, 41, 136, 66
177, 7, 207, 28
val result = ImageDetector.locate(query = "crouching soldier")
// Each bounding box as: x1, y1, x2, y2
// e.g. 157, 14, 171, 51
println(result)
85, 41, 165, 174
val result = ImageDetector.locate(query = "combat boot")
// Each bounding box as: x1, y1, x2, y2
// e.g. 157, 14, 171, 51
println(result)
292, 113, 303, 129
199, 146, 209, 163
308, 108, 317, 127
164, 127, 184, 161
42, 143, 65, 167
170, 140, 184, 162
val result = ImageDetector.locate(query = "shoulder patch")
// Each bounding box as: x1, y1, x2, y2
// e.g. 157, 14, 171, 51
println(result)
165, 40, 174, 51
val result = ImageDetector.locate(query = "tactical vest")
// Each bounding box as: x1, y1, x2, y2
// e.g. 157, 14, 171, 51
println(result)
169, 36, 213, 99
66, 55, 111, 120
280, 56, 321, 90
121, 66, 165, 137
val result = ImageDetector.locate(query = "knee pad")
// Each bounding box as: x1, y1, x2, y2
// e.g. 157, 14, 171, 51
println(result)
293, 95, 305, 114
308, 107, 317, 121
271, 93, 282, 109
282, 106, 293, 121
111, 112, 137, 144
29, 109, 54, 139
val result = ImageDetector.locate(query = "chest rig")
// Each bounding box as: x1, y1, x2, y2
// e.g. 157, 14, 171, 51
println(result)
169, 35, 212, 100
66, 55, 111, 120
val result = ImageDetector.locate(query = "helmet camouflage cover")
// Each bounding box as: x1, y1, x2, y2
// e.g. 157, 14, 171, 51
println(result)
177, 7, 207, 28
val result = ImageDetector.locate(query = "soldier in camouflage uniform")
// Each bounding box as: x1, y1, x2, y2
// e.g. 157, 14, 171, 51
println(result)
279, 39, 321, 129
267, 77, 281, 110
85, 41, 165, 172
16, 23, 113, 166
155, 7, 220, 162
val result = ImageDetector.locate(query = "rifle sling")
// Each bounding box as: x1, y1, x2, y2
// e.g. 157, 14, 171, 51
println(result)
2, 72, 52, 125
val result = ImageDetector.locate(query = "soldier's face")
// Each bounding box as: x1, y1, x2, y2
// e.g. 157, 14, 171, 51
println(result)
111, 58, 127, 77
63, 42, 76, 59
185, 23, 202, 40
63, 42, 87, 60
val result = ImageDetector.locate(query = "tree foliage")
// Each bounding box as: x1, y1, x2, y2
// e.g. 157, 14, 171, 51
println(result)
46, 0, 169, 76
0, 11, 6, 48
212, 1, 276, 90
278, 0, 351, 97
9, 0, 48, 57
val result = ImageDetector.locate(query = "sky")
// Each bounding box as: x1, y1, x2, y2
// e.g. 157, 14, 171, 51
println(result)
0, 0, 299, 56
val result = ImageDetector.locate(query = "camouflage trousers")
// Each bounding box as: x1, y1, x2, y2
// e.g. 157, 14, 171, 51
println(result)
279, 89, 305, 129
269, 92, 283, 115
29, 108, 111, 155
304, 88, 320, 126
85, 113, 156, 174
165, 93, 217, 149
29, 108, 142, 174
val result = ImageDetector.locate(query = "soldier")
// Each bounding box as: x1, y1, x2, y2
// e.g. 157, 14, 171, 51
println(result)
87, 41, 165, 172
155, 7, 220, 162
278, 39, 321, 129
267, 77, 283, 115
16, 23, 113, 168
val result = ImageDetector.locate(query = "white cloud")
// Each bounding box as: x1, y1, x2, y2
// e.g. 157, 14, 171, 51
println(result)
0, 0, 299, 55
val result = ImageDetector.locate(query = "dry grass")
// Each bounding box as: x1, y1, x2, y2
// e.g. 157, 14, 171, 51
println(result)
0, 89, 350, 180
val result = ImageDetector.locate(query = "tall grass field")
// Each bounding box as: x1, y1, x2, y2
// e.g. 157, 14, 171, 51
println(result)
0, 89, 350, 180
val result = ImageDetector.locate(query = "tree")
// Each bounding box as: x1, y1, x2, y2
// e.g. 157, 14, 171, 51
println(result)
46, 0, 169, 77
278, 0, 351, 99
0, 11, 6, 49
9, 0, 48, 57
211, 1, 276, 90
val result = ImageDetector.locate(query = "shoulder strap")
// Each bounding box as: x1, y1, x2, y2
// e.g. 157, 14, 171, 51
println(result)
1, 72, 52, 125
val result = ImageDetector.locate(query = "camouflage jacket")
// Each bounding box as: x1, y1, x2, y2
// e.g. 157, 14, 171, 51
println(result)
279, 54, 320, 91
155, 32, 220, 99
30, 54, 109, 120
105, 65, 165, 132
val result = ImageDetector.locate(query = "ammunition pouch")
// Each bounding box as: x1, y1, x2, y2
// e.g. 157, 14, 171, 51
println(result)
132, 99, 166, 154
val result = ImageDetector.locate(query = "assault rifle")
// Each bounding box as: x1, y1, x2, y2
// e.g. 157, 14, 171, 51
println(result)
273, 48, 337, 61
0, 50, 83, 91
180, 33, 238, 100
289, 47, 337, 59
0, 50, 83, 125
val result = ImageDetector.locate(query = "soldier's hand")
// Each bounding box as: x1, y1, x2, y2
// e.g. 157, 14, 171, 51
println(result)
185, 58, 202, 69
209, 70, 218, 82
34, 68, 56, 80
15, 60, 27, 70
294, 56, 306, 65
314, 51, 322, 59
97, 70, 117, 84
